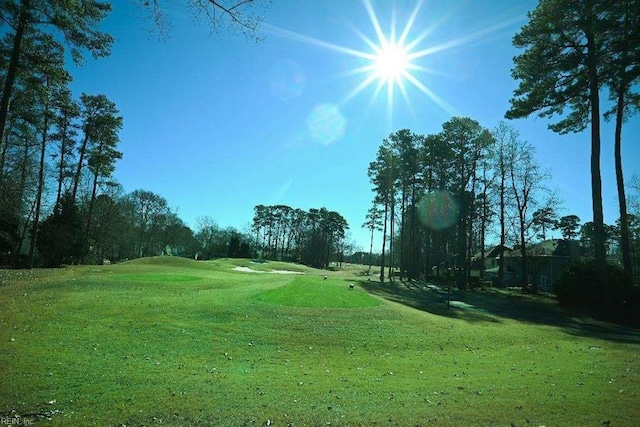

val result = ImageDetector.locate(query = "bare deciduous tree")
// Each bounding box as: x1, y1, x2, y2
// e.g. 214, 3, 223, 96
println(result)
143, 0, 272, 41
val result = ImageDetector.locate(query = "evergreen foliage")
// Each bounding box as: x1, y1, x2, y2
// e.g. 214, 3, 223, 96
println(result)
557, 215, 581, 240
37, 193, 88, 267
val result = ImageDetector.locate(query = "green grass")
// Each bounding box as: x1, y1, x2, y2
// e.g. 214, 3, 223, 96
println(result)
1, 257, 639, 426
110, 273, 203, 283
256, 276, 380, 308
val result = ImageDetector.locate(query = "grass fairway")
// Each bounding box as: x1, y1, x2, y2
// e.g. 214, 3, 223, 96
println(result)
256, 277, 380, 308
1, 258, 639, 426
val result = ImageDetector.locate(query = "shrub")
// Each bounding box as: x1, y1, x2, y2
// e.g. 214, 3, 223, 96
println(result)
556, 259, 639, 323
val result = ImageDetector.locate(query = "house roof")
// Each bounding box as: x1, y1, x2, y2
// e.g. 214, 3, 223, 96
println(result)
487, 244, 512, 258
506, 239, 579, 257
472, 244, 512, 260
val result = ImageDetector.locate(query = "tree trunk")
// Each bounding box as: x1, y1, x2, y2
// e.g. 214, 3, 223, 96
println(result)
388, 196, 395, 281
410, 180, 418, 279
284, 230, 293, 261
457, 141, 468, 291
253, 228, 258, 256
380, 197, 388, 283
0, 0, 30, 152
86, 170, 100, 236
368, 226, 374, 274
56, 123, 70, 206
456, 190, 468, 290
0, 119, 14, 174
479, 163, 490, 280
467, 174, 478, 287
519, 215, 529, 289
586, 28, 609, 307
272, 229, 279, 260
11, 139, 32, 266
399, 184, 407, 280
499, 156, 506, 287
29, 97, 49, 268
480, 197, 487, 281
614, 86, 633, 287
72, 129, 91, 201
13, 202, 34, 267
424, 229, 430, 278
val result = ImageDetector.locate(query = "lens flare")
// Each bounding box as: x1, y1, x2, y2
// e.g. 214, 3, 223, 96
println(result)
417, 191, 460, 230
306, 104, 347, 146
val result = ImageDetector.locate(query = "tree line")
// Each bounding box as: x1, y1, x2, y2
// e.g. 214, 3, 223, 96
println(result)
365, 122, 640, 291
506, 0, 640, 302
556, 213, 640, 261
0, 0, 270, 267
0, 1, 120, 267
251, 204, 350, 269
0, 1, 349, 270
365, 0, 640, 303
366, 120, 555, 290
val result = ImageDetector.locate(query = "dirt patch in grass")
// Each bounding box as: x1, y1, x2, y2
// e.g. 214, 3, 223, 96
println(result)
233, 266, 304, 274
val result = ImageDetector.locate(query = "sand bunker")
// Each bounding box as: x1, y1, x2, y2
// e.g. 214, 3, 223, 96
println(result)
271, 270, 304, 275
233, 266, 265, 273
232, 266, 304, 275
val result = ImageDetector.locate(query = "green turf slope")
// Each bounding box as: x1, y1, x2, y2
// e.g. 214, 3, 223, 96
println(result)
0, 257, 638, 426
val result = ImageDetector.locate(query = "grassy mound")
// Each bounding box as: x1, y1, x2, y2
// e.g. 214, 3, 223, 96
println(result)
121, 256, 314, 275
120, 256, 202, 268
256, 276, 381, 308
109, 273, 203, 283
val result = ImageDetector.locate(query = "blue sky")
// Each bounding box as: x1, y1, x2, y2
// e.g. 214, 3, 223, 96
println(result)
69, 0, 640, 251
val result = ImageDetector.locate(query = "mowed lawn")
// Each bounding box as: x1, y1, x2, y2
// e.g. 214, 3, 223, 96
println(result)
1, 257, 639, 426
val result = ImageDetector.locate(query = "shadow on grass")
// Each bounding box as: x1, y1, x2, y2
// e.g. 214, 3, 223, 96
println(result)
358, 278, 640, 344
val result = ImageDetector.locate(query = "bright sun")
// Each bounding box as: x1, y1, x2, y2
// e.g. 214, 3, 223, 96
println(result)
343, 0, 446, 115
372, 43, 410, 83
268, 0, 521, 122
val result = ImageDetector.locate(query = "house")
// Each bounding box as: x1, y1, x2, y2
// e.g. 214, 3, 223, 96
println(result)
502, 239, 581, 291
472, 244, 512, 271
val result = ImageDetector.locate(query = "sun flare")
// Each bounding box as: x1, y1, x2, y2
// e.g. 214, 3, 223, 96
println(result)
342, 0, 454, 117
267, 0, 523, 124
372, 43, 410, 83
